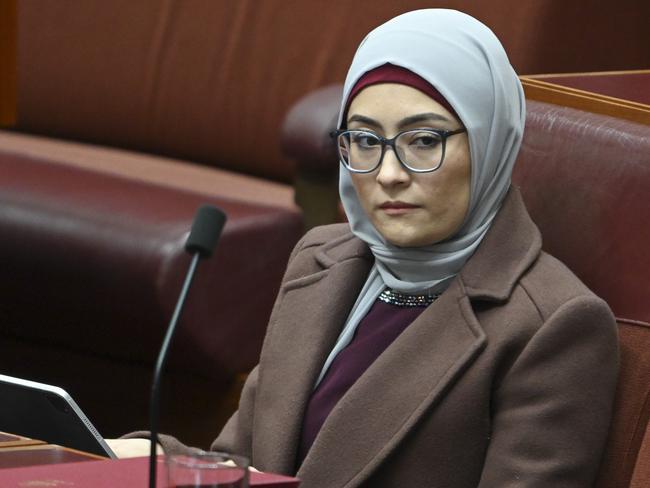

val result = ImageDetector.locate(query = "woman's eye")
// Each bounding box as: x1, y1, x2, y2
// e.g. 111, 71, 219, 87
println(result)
353, 135, 381, 149
410, 134, 441, 148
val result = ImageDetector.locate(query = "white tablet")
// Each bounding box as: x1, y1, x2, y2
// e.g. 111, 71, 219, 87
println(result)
0, 373, 116, 458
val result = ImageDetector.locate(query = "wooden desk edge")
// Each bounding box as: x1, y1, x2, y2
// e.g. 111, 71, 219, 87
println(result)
0, 439, 46, 449
0, 432, 46, 449
520, 77, 649, 109
520, 77, 650, 126
0, 443, 108, 460
525, 69, 650, 79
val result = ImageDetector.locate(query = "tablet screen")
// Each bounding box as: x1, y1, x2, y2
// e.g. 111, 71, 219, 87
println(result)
0, 374, 115, 458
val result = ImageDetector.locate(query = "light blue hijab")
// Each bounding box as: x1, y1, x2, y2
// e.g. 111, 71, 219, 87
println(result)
317, 9, 525, 386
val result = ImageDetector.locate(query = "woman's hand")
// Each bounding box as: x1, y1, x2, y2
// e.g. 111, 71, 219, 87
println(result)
105, 439, 261, 473
105, 438, 163, 458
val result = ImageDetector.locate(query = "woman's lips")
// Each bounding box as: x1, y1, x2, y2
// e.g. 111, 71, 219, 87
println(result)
379, 201, 420, 215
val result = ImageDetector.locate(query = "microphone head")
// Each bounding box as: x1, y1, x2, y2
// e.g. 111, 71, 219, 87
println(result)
185, 205, 227, 258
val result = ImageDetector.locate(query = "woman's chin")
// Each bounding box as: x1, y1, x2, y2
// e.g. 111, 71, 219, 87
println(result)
381, 229, 437, 248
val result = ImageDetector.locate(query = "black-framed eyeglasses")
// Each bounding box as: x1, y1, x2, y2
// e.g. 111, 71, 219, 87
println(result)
330, 127, 466, 173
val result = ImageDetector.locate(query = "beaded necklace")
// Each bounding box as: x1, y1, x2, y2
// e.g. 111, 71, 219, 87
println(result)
378, 288, 440, 307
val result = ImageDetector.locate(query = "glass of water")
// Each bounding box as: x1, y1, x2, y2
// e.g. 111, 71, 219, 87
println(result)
166, 451, 249, 488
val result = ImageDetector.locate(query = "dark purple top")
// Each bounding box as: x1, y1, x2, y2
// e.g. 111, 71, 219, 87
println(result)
296, 299, 426, 467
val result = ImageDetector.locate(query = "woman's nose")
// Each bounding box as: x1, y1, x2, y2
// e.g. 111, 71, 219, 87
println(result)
376, 147, 411, 187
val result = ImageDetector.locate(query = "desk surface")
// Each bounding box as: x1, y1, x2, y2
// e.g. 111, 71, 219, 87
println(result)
0, 432, 300, 486
0, 431, 104, 469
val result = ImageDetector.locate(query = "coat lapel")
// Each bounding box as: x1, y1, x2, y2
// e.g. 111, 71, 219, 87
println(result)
252, 233, 373, 474
296, 277, 486, 487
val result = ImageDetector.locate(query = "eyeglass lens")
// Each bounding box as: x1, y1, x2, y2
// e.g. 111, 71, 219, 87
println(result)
338, 130, 444, 172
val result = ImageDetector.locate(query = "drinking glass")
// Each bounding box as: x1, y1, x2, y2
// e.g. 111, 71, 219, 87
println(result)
166, 451, 249, 488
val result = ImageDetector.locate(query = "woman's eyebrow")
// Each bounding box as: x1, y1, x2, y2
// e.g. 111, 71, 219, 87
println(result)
399, 112, 452, 127
347, 112, 453, 130
347, 114, 382, 129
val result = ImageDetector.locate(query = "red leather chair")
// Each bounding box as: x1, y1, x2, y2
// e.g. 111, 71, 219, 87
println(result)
514, 102, 650, 488
0, 1, 306, 447
0, 150, 302, 446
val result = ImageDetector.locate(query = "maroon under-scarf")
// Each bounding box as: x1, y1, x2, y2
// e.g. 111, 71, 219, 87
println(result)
344, 63, 459, 120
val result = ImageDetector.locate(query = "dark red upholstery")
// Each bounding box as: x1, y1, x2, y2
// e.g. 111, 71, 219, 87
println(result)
0, 152, 301, 378
11, 0, 650, 182
598, 319, 650, 488
0, 148, 302, 446
631, 419, 650, 488
514, 102, 650, 323
514, 103, 650, 488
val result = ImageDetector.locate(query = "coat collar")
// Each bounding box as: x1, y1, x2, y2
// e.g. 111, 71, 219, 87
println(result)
459, 187, 542, 301
315, 231, 373, 269
253, 187, 541, 486
314, 186, 541, 301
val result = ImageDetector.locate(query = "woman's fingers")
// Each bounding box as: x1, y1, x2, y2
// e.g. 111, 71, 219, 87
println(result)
105, 438, 163, 458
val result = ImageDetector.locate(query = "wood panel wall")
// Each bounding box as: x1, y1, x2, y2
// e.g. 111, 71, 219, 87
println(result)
0, 0, 17, 127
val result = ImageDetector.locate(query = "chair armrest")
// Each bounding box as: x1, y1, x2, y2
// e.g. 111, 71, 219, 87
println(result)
281, 84, 343, 229
281, 84, 343, 174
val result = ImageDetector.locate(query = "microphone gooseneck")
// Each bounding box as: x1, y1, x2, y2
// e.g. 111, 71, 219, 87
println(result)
149, 205, 226, 488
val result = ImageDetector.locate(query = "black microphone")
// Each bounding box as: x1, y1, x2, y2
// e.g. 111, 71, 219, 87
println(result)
149, 205, 227, 488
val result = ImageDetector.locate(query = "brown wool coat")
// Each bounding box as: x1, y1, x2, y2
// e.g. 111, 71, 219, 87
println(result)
157, 188, 619, 487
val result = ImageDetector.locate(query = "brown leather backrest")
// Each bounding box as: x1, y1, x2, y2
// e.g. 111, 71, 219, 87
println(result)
515, 101, 650, 488
14, 0, 650, 183
597, 319, 650, 488
514, 101, 650, 323
630, 418, 650, 488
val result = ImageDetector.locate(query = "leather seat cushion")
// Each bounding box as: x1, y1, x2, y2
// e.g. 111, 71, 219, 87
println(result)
0, 146, 303, 381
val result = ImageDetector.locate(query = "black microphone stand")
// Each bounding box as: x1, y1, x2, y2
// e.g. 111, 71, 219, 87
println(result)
148, 252, 200, 488
148, 205, 226, 488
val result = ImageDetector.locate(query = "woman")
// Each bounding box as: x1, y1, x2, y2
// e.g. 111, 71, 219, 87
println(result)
113, 9, 618, 487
